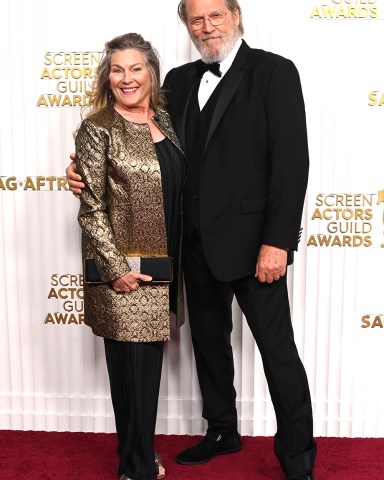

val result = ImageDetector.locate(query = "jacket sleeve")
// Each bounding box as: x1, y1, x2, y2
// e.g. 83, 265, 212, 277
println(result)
261, 58, 309, 251
76, 120, 130, 282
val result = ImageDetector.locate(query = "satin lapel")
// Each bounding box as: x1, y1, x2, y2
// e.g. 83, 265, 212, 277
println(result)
203, 41, 251, 155
176, 66, 200, 152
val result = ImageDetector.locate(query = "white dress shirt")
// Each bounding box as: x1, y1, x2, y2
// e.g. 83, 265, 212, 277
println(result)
198, 38, 243, 110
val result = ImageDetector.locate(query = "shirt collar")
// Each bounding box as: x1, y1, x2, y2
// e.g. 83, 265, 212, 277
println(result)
218, 37, 243, 76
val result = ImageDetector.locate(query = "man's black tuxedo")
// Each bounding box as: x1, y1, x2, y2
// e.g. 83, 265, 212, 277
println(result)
163, 40, 316, 477
163, 41, 309, 281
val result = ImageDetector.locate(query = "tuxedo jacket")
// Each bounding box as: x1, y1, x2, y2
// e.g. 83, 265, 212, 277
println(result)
163, 40, 309, 282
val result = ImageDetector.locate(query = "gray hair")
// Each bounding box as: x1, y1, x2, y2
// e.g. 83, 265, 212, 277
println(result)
87, 33, 165, 116
178, 0, 244, 35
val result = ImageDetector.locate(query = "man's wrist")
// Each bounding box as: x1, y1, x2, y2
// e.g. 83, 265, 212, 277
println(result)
263, 244, 289, 252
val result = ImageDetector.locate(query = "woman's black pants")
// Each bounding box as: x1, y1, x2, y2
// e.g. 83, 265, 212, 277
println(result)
104, 339, 164, 480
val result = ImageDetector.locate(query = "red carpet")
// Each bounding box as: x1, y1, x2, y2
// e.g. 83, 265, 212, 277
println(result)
0, 431, 383, 479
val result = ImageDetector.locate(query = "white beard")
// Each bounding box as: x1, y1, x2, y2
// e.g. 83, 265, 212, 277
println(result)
191, 26, 241, 64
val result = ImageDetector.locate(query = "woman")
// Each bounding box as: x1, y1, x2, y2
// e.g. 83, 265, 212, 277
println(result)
75, 33, 185, 480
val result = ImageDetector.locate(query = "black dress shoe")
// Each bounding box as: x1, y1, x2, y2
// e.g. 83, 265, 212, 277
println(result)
176, 432, 242, 465
285, 475, 315, 480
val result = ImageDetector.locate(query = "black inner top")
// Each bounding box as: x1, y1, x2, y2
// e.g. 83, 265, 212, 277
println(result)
154, 136, 186, 312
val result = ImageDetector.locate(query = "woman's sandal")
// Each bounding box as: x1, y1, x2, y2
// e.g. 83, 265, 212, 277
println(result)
155, 452, 165, 479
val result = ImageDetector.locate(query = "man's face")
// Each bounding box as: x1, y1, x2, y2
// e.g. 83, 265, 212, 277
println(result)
185, 0, 241, 63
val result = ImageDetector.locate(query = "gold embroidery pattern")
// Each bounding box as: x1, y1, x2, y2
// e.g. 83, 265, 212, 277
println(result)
76, 107, 180, 342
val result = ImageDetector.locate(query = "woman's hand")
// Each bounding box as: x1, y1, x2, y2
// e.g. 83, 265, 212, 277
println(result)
111, 271, 153, 293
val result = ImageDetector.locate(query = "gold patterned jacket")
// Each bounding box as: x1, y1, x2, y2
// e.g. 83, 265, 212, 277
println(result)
76, 105, 184, 342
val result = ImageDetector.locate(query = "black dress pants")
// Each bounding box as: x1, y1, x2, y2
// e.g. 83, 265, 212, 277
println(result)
104, 339, 164, 480
183, 232, 316, 476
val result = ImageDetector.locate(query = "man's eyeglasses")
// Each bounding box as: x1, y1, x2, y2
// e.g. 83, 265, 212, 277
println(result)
189, 11, 228, 31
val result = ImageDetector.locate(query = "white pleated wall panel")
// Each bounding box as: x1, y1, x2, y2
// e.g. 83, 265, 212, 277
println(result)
1, 0, 384, 437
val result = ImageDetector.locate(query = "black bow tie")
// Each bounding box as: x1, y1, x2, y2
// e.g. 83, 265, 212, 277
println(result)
195, 60, 222, 78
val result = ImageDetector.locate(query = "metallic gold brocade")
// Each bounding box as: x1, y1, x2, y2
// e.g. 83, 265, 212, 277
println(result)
76, 106, 183, 342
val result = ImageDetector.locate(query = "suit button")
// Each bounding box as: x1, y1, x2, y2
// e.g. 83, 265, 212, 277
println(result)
192, 194, 198, 200
191, 173, 196, 179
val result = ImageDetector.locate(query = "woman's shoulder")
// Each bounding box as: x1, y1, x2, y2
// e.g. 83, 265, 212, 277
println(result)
76, 107, 118, 145
82, 106, 117, 130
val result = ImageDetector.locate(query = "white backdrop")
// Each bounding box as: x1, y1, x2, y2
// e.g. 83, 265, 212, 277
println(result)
0, 0, 384, 438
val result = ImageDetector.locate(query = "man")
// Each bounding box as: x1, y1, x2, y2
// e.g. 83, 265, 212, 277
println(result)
67, 1, 316, 478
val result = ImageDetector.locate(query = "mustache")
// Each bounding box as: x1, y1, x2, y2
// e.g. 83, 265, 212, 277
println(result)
200, 34, 222, 41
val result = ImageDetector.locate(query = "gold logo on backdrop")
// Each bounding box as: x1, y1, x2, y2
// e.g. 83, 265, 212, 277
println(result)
361, 314, 384, 328
307, 191, 384, 247
377, 191, 384, 204
37, 52, 101, 108
0, 177, 68, 191
377, 190, 384, 247
311, 0, 379, 19
368, 91, 384, 106
44, 274, 84, 325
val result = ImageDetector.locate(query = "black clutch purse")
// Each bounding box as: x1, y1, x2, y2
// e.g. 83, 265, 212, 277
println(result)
84, 257, 173, 283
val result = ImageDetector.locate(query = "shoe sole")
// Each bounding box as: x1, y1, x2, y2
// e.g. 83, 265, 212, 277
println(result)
176, 445, 242, 465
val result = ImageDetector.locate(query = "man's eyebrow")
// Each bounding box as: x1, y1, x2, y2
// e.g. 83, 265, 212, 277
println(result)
189, 10, 223, 19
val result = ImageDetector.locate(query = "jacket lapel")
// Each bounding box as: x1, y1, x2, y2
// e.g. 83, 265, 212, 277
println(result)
155, 108, 184, 154
176, 66, 200, 152
203, 41, 251, 154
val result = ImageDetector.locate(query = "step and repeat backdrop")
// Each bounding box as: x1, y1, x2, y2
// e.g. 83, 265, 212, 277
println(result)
0, 0, 383, 437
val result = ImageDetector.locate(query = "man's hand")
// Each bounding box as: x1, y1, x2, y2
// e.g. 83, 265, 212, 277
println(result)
255, 244, 288, 283
111, 271, 153, 293
66, 153, 85, 198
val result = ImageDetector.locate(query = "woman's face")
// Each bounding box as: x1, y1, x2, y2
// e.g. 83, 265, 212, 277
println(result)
109, 49, 152, 110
